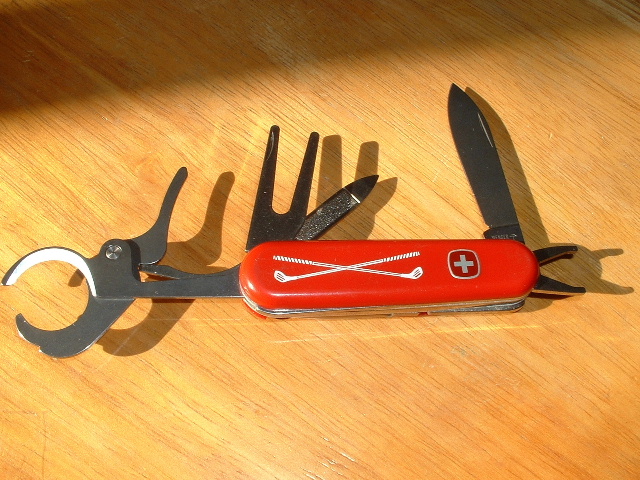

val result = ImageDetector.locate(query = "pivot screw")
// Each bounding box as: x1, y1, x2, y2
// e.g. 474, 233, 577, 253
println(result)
105, 244, 123, 260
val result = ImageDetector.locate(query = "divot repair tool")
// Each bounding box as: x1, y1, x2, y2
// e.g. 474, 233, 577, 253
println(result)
2, 85, 584, 358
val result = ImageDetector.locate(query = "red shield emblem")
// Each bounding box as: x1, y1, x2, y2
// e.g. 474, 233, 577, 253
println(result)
448, 249, 480, 279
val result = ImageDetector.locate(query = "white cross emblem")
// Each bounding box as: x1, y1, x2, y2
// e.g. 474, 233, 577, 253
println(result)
453, 255, 475, 274
448, 249, 481, 279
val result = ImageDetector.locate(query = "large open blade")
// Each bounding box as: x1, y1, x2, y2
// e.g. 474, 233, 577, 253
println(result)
448, 84, 525, 243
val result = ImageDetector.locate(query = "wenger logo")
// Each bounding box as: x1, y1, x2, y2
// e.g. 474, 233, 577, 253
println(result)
448, 249, 480, 279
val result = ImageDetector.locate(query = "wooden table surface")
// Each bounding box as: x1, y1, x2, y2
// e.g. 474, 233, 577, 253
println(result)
1, 0, 639, 478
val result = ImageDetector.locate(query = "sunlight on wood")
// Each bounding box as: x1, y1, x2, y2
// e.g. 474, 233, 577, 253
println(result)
0, 0, 639, 478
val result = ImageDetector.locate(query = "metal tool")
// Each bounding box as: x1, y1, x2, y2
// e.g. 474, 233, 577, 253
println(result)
2, 86, 584, 358
2, 127, 378, 357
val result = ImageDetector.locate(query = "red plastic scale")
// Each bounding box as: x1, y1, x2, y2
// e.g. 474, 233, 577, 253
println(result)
239, 239, 540, 317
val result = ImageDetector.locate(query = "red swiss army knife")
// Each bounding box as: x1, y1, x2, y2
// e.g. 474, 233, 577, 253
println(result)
2, 84, 584, 357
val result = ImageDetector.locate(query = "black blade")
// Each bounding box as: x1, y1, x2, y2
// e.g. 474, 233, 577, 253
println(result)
448, 84, 525, 243
294, 175, 378, 240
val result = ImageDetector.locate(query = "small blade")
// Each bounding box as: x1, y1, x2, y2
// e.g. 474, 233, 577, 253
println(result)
448, 84, 525, 243
245, 126, 319, 251
294, 175, 379, 240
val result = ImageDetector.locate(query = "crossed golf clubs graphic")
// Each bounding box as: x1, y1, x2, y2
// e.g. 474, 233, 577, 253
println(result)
273, 251, 423, 283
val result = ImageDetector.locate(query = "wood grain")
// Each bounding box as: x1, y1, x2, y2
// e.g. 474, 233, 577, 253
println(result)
1, 0, 638, 478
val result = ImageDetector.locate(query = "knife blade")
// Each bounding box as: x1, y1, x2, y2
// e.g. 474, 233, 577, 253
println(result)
448, 84, 525, 243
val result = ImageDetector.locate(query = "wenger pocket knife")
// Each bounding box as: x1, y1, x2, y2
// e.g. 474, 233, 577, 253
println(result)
2, 86, 584, 358
242, 85, 584, 317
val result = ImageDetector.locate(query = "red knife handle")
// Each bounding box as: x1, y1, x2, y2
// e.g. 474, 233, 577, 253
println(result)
239, 239, 539, 317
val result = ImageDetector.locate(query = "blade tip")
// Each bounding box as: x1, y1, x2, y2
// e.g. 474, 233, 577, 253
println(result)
449, 83, 465, 97
345, 174, 379, 201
